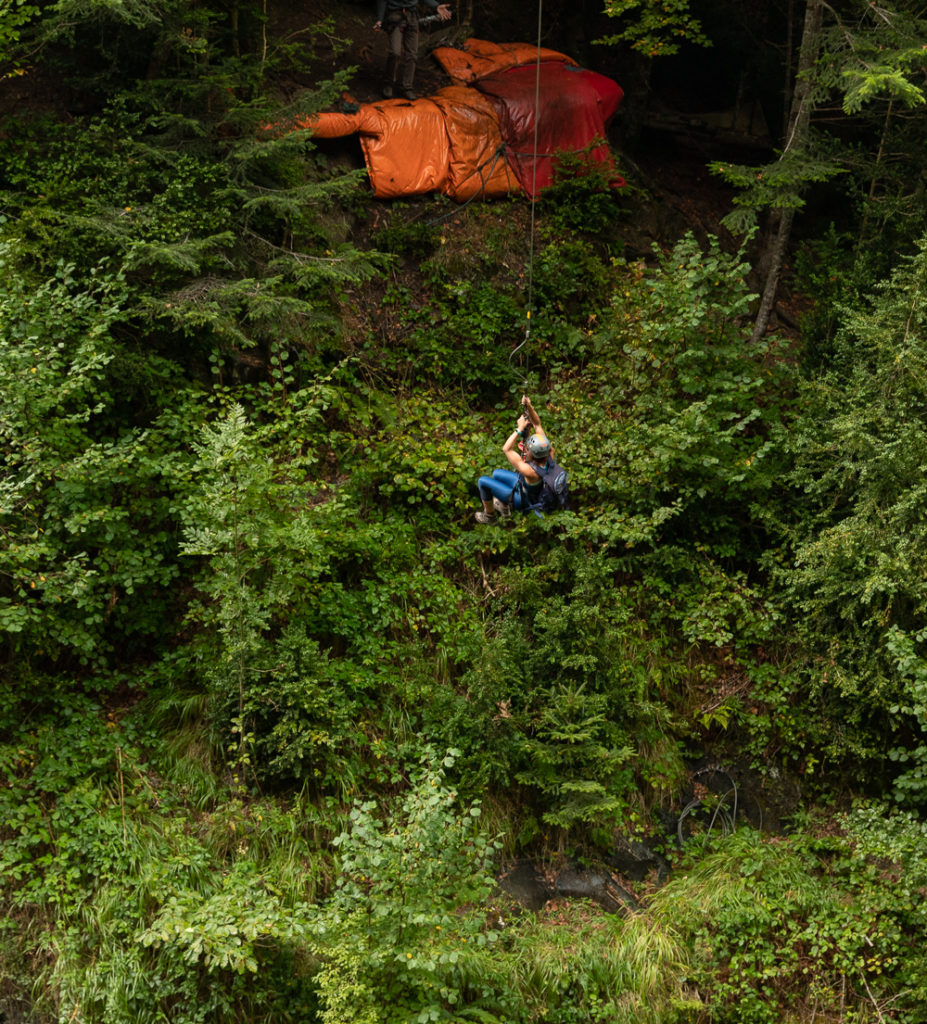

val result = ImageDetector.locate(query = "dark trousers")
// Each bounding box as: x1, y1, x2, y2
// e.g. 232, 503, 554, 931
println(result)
384, 9, 420, 92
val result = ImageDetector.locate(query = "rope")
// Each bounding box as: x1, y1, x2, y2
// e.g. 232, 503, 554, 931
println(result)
423, 144, 513, 227
507, 0, 543, 387
527, 0, 542, 319
676, 767, 740, 847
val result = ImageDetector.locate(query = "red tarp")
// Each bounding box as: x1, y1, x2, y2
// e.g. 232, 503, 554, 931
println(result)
472, 62, 624, 197
285, 38, 623, 202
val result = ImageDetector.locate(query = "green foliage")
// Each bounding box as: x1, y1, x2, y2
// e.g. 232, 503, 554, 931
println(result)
375, 216, 441, 260
710, 143, 845, 233
791, 225, 885, 365
0, 0, 38, 63
178, 390, 494, 793
0, 50, 378, 386
513, 680, 636, 831
140, 859, 312, 974
538, 152, 627, 236
180, 396, 361, 787
312, 750, 502, 1024
596, 0, 710, 57
0, 690, 335, 1023
356, 392, 487, 523
885, 627, 927, 802
490, 901, 698, 1024
0, 250, 195, 666
9, 0, 927, 1018
530, 237, 612, 323
773, 234, 927, 780
839, 801, 927, 1009
656, 809, 927, 1022
817, 2, 927, 115
1, 107, 230, 277
457, 547, 686, 839
365, 278, 525, 392
557, 232, 783, 555
710, 1, 927, 245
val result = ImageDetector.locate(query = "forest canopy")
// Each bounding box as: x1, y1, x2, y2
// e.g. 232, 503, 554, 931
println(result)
3, 0, 927, 1021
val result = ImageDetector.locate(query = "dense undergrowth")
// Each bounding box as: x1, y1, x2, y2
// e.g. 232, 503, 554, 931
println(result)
5, 0, 927, 1020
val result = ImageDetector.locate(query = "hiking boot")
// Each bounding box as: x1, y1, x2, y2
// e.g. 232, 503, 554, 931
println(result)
492, 497, 512, 518
474, 510, 496, 524
381, 84, 394, 98
403, 89, 417, 100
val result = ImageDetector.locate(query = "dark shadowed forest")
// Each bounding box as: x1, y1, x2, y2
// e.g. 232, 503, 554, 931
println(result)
4, 1, 927, 1021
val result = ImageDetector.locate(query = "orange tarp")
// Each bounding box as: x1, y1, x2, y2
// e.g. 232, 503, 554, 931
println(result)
431, 39, 575, 84
280, 38, 622, 202
293, 102, 444, 198
293, 91, 514, 200
429, 87, 519, 199
357, 100, 449, 199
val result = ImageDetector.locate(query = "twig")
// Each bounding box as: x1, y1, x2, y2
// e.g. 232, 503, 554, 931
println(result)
481, 557, 495, 598
242, 227, 358, 263
115, 745, 127, 847
861, 973, 886, 1024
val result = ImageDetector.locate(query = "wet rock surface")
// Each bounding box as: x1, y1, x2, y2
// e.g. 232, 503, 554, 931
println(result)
497, 859, 641, 914
496, 760, 805, 914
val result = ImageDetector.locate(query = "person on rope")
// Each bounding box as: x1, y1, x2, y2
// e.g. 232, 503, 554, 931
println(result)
474, 396, 567, 524
373, 0, 451, 101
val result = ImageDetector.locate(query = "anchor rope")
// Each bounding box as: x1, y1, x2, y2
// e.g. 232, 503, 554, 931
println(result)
508, 0, 543, 389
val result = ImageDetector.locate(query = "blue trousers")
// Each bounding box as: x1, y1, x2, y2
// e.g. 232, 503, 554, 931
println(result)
477, 469, 526, 510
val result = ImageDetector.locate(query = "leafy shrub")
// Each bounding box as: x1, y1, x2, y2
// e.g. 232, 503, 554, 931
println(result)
885, 626, 927, 802
363, 280, 525, 393
539, 148, 627, 235
791, 224, 882, 367
530, 237, 613, 321
490, 899, 699, 1024
0, 693, 328, 1024
179, 395, 491, 793
656, 808, 927, 1023
548, 231, 784, 551
773, 233, 927, 789
0, 250, 194, 666
312, 750, 502, 1024
457, 546, 686, 841
374, 215, 441, 259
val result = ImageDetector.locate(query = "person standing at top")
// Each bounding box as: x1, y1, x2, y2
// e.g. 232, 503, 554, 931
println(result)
373, 0, 451, 100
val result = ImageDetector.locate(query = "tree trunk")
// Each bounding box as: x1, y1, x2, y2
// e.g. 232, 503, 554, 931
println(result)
751, 0, 823, 344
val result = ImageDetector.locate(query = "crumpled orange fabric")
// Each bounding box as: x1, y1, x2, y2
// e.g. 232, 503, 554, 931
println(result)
282, 38, 622, 202
431, 38, 576, 84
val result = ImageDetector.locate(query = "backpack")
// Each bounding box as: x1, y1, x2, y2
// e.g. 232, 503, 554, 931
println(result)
520, 459, 570, 517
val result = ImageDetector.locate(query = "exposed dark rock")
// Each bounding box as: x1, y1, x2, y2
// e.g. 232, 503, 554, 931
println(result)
496, 860, 551, 911
605, 834, 669, 883
553, 867, 639, 913
497, 859, 640, 914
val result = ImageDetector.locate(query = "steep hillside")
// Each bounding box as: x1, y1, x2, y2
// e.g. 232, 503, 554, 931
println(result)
5, 2, 927, 1022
